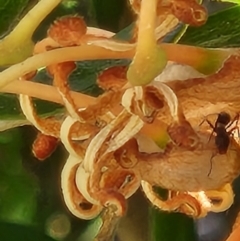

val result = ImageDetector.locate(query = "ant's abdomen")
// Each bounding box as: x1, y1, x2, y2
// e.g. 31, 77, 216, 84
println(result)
215, 134, 230, 154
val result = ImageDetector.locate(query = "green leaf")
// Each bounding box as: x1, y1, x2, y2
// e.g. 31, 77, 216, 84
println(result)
221, 0, 240, 4
151, 209, 196, 241
78, 216, 102, 241
150, 187, 197, 241
0, 129, 39, 225
179, 6, 240, 47
112, 23, 135, 41
0, 93, 63, 120
0, 128, 24, 174
0, 175, 39, 224
91, 0, 132, 32
0, 222, 57, 241
0, 0, 32, 37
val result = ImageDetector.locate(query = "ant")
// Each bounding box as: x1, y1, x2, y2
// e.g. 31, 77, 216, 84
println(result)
199, 112, 240, 176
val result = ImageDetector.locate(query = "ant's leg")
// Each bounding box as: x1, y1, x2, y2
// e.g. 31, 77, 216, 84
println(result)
199, 117, 215, 128
226, 113, 240, 129
208, 131, 214, 143
199, 113, 219, 127
205, 120, 215, 143
208, 153, 216, 177
199, 118, 206, 127
205, 119, 215, 129
199, 118, 215, 143
227, 125, 240, 139
235, 114, 240, 138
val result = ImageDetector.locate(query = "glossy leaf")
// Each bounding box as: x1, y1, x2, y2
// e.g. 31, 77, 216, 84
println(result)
221, 0, 240, 4
91, 0, 132, 32
0, 128, 39, 225
0, 222, 57, 241
179, 6, 240, 47
151, 210, 196, 241
0, 0, 32, 37
0, 93, 63, 120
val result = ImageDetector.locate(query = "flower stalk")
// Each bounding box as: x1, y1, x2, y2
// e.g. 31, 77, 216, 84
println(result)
0, 0, 62, 66
0, 43, 232, 89
127, 0, 167, 86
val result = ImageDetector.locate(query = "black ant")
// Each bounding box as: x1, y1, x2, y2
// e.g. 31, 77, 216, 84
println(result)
199, 112, 239, 176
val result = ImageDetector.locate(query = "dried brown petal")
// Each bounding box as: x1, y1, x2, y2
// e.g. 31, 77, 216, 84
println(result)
122, 86, 166, 123
130, 0, 207, 26
61, 156, 102, 219
77, 91, 124, 123
100, 169, 140, 198
60, 116, 97, 158
167, 119, 200, 150
114, 138, 139, 168
141, 180, 204, 217
19, 93, 62, 137
144, 86, 164, 110
205, 183, 234, 212
153, 53, 240, 128
97, 66, 128, 91
170, 0, 207, 26
49, 62, 82, 121
135, 131, 240, 192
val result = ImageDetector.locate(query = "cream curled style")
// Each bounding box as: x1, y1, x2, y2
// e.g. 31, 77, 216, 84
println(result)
2, 0, 240, 235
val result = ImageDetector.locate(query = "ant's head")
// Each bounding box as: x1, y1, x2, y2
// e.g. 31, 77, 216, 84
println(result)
217, 112, 231, 126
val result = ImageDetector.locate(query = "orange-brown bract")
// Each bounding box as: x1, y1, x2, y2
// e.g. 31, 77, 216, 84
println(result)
32, 133, 59, 161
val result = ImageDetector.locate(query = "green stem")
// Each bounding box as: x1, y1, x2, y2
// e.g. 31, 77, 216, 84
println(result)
0, 0, 62, 66
7, 0, 62, 41
127, 0, 167, 86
